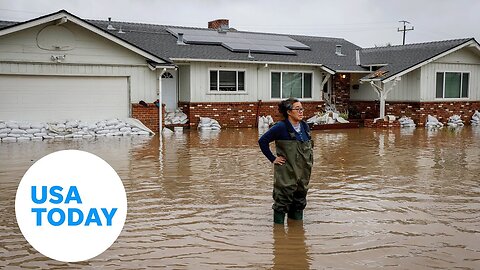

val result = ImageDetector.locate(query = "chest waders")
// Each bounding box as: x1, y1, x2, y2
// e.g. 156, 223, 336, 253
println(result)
273, 121, 313, 224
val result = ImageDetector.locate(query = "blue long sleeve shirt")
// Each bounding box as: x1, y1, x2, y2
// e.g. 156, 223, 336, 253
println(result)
258, 120, 311, 163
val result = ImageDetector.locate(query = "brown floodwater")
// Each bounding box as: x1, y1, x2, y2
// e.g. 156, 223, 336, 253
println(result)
1, 127, 479, 269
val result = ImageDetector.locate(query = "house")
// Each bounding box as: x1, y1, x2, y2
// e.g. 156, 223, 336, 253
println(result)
87, 17, 367, 128
1, 10, 480, 132
352, 39, 480, 126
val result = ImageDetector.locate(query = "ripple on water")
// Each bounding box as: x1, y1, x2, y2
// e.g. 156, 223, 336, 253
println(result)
0, 127, 479, 269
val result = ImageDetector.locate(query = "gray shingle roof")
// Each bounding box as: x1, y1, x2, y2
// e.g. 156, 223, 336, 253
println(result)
0, 21, 17, 29
359, 38, 474, 81
86, 19, 365, 72
1, 10, 477, 80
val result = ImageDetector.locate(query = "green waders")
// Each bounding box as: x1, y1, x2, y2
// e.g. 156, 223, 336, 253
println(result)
273, 124, 313, 224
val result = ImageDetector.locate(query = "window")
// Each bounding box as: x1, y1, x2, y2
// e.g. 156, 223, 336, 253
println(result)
271, 72, 312, 99
436, 72, 469, 98
161, 72, 174, 79
209, 70, 245, 91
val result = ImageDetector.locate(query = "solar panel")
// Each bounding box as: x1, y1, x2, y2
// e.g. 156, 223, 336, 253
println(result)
167, 27, 310, 55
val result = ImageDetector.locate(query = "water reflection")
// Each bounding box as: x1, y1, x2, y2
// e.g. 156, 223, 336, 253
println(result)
1, 127, 479, 269
273, 221, 310, 270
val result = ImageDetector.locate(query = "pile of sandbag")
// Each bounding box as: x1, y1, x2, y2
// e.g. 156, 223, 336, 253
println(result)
0, 118, 152, 142
306, 111, 349, 125
398, 116, 416, 128
425, 115, 443, 129
446, 115, 464, 128
471, 110, 480, 126
197, 117, 221, 130
258, 115, 274, 129
164, 110, 188, 125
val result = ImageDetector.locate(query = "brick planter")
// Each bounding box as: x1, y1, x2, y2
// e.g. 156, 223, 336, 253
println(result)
350, 101, 480, 126
179, 101, 325, 128
364, 119, 401, 128
131, 103, 165, 132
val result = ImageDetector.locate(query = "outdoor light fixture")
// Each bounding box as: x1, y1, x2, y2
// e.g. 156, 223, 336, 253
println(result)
341, 74, 346, 79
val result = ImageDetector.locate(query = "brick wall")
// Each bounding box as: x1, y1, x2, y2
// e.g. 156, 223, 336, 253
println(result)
364, 119, 401, 128
208, 19, 229, 29
332, 73, 351, 113
131, 103, 165, 132
348, 101, 380, 120
179, 101, 325, 128
350, 100, 480, 126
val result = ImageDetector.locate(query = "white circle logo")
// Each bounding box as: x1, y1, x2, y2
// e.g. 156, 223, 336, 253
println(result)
15, 150, 128, 262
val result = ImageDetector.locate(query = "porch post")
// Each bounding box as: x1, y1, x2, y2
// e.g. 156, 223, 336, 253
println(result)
379, 92, 386, 119
369, 81, 385, 120
369, 78, 400, 120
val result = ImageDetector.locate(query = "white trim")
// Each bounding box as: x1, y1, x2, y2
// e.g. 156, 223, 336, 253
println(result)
382, 40, 478, 83
336, 70, 371, 73
270, 70, 314, 100
207, 68, 247, 93
0, 11, 168, 65
362, 64, 388, 67
172, 58, 335, 74
434, 70, 471, 99
360, 78, 382, 82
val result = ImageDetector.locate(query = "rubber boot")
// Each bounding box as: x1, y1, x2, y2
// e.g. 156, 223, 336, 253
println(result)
287, 210, 303, 220
273, 210, 285, 224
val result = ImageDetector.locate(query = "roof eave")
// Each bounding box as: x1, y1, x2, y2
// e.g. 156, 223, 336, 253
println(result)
171, 57, 336, 74
382, 38, 477, 83
0, 10, 172, 65
360, 78, 382, 82
336, 70, 371, 73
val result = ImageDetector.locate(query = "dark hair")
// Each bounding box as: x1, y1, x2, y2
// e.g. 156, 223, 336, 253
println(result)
278, 97, 299, 119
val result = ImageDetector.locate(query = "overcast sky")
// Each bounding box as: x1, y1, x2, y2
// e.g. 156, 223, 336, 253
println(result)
0, 0, 479, 48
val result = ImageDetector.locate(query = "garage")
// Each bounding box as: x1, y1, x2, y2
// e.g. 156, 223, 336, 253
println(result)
0, 75, 129, 123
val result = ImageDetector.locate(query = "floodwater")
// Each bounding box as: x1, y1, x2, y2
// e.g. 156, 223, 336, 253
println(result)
1, 127, 480, 269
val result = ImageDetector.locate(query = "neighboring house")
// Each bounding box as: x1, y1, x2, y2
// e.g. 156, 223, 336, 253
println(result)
351, 39, 480, 125
1, 10, 480, 131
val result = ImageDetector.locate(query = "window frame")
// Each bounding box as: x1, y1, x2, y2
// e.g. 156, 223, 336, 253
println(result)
208, 68, 247, 94
435, 71, 470, 100
269, 70, 314, 100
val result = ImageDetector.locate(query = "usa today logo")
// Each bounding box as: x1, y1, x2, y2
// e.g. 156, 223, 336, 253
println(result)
15, 150, 128, 262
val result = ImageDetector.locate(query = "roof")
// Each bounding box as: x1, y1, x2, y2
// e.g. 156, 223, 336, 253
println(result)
359, 38, 479, 82
1, 10, 479, 80
0, 21, 16, 29
85, 19, 365, 73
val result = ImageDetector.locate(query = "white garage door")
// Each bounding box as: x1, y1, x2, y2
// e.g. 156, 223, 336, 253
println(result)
0, 75, 129, 122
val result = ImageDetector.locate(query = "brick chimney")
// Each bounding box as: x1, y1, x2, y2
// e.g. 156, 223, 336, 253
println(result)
208, 19, 229, 30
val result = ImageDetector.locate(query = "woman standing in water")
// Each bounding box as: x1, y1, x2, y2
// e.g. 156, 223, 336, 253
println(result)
258, 98, 313, 224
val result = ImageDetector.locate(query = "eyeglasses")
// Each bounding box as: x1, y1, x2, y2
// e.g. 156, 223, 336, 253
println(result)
291, 108, 304, 112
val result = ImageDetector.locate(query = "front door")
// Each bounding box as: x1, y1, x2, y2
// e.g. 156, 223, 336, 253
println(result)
161, 71, 177, 112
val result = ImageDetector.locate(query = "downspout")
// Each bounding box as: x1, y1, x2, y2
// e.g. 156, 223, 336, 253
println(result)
158, 68, 166, 132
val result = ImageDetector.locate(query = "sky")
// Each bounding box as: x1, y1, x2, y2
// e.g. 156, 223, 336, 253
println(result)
0, 0, 479, 48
